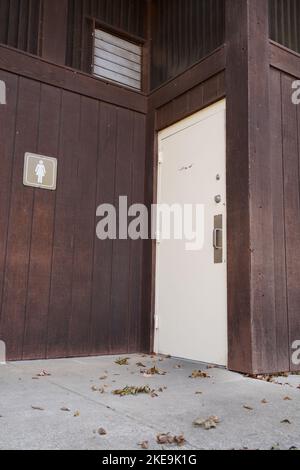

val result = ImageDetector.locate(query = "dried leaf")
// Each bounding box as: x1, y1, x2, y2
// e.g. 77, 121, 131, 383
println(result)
156, 433, 186, 446
60, 407, 71, 412
37, 370, 51, 377
281, 419, 291, 424
190, 370, 210, 379
283, 396, 292, 401
113, 385, 151, 397
31, 406, 44, 411
115, 357, 130, 366
195, 391, 203, 395
243, 405, 254, 411
74, 410, 80, 417
137, 362, 146, 368
193, 416, 220, 430
139, 441, 149, 450
261, 399, 268, 404
142, 365, 166, 376
98, 428, 107, 436
100, 375, 108, 380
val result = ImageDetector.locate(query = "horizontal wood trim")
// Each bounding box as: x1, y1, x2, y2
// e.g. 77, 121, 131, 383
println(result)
270, 41, 300, 79
155, 72, 226, 131
0, 45, 147, 113
149, 46, 226, 110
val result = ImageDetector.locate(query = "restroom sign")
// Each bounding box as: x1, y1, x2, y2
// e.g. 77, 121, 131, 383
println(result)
23, 153, 57, 191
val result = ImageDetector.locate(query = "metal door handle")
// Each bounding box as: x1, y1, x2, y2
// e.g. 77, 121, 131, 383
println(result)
213, 228, 223, 250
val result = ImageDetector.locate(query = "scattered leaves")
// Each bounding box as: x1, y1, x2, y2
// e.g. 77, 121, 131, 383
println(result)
113, 385, 151, 397
98, 428, 107, 436
189, 370, 210, 379
193, 416, 220, 430
246, 372, 289, 383
139, 441, 149, 450
156, 433, 186, 446
115, 357, 130, 366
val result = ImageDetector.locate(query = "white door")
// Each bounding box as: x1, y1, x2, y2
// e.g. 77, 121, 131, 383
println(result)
155, 100, 227, 366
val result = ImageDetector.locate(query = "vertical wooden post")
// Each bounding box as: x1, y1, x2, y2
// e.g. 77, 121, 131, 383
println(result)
226, 0, 283, 374
40, 0, 69, 65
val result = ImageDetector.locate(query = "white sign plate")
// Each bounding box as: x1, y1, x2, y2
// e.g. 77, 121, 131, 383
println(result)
23, 153, 57, 191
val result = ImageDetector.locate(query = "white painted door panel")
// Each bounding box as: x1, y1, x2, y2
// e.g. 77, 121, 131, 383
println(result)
155, 100, 227, 366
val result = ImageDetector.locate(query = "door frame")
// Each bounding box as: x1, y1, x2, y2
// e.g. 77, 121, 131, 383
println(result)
153, 99, 227, 362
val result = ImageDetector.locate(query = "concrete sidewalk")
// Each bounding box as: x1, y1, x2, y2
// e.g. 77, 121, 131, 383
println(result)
0, 354, 299, 450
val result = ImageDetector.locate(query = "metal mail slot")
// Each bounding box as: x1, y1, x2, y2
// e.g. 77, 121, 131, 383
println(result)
213, 214, 223, 264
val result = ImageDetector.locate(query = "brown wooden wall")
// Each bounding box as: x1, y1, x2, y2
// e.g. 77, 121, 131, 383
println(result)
0, 0, 42, 54
269, 0, 300, 54
269, 53, 300, 372
150, 0, 225, 89
0, 49, 147, 361
66, 0, 147, 71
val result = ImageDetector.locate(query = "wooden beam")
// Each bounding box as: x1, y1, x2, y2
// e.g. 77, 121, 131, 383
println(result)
40, 0, 68, 65
226, 0, 281, 374
0, 45, 147, 114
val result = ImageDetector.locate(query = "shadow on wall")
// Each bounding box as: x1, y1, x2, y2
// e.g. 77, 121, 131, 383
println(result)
0, 80, 6, 104
0, 341, 6, 364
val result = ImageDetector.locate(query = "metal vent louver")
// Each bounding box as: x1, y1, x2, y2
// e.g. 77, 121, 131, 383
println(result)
93, 29, 142, 90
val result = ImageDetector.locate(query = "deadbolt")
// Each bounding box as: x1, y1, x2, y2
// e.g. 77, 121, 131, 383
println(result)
215, 195, 222, 204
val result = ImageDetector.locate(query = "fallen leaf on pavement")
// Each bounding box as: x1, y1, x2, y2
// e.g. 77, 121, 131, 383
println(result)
190, 370, 210, 379
115, 357, 130, 366
31, 406, 44, 411
281, 419, 291, 424
142, 365, 166, 376
193, 416, 220, 430
283, 396, 292, 401
261, 399, 268, 404
98, 428, 107, 436
195, 391, 203, 395
113, 386, 151, 397
37, 370, 51, 377
156, 433, 186, 446
100, 375, 108, 380
60, 407, 71, 412
74, 411, 80, 417
139, 441, 149, 449
243, 405, 254, 411
136, 362, 146, 368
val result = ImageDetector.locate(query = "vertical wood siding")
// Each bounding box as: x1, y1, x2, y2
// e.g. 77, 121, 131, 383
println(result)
270, 67, 300, 372
0, 0, 41, 54
66, 0, 146, 71
269, 0, 300, 53
151, 0, 225, 89
0, 69, 146, 361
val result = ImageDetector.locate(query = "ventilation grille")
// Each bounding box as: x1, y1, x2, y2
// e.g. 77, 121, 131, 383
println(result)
93, 29, 142, 90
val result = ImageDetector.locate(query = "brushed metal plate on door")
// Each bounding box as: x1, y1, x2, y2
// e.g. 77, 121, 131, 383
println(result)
213, 215, 223, 264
